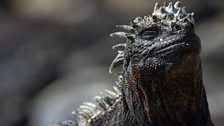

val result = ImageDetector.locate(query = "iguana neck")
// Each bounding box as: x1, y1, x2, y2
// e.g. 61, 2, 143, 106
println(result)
121, 63, 213, 126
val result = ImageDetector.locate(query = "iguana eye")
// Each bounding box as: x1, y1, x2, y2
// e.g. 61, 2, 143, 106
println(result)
140, 27, 159, 40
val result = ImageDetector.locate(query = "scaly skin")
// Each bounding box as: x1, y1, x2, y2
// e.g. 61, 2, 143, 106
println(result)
55, 1, 214, 126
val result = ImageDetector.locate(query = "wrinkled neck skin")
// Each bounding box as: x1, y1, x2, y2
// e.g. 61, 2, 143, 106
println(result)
121, 54, 214, 126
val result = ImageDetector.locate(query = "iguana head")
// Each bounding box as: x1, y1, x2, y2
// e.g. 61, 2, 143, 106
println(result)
110, 1, 201, 75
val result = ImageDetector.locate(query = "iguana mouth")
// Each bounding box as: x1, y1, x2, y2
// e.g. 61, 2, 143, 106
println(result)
142, 38, 188, 59
155, 42, 185, 56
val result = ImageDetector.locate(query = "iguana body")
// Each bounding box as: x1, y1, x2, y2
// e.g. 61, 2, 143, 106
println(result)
56, 1, 214, 126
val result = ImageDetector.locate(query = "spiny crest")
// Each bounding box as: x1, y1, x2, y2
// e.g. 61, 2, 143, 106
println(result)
109, 26, 133, 74
134, 1, 194, 27
72, 86, 121, 126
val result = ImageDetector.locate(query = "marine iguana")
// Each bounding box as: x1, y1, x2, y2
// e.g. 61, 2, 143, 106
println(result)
55, 1, 214, 126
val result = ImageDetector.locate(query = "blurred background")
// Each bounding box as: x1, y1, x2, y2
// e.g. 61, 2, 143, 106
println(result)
0, 0, 223, 126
